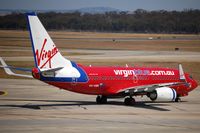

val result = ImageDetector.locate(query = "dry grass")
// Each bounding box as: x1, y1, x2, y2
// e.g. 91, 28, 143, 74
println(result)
0, 50, 98, 57
53, 40, 200, 52
0, 30, 200, 52
1, 30, 199, 38
0, 51, 33, 57
0, 30, 200, 83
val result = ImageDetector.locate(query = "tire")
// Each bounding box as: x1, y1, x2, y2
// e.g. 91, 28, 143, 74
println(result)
96, 95, 101, 104
101, 96, 107, 104
96, 95, 107, 104
175, 97, 181, 102
124, 97, 135, 106
149, 91, 157, 101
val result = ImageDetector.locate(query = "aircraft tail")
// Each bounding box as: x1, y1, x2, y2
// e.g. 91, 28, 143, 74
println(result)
26, 12, 81, 78
179, 64, 186, 81
27, 12, 68, 70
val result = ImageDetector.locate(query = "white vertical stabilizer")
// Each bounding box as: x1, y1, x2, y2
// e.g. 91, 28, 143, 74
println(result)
27, 13, 80, 77
179, 64, 186, 81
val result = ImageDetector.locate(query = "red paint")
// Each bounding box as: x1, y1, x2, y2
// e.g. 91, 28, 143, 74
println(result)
32, 67, 40, 79
35, 39, 58, 69
43, 65, 198, 97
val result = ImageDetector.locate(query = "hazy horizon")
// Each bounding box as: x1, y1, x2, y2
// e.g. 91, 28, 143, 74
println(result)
0, 0, 200, 11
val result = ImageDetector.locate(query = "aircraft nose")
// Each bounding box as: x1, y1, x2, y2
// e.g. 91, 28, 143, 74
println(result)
191, 79, 198, 91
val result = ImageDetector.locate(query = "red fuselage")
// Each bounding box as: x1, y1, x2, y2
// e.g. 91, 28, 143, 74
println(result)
41, 65, 198, 97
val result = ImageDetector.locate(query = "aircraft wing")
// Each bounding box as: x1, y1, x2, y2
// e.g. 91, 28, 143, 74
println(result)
118, 64, 189, 96
0, 57, 33, 78
117, 82, 188, 96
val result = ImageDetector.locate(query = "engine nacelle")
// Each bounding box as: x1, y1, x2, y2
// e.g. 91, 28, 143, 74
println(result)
149, 87, 177, 101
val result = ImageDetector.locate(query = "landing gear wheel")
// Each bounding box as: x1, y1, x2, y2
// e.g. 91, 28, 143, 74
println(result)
175, 97, 181, 102
124, 97, 135, 106
96, 95, 107, 104
149, 91, 157, 101
96, 96, 101, 104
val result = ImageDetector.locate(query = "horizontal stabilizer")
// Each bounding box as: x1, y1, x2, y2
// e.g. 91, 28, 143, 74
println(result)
0, 57, 33, 78
0, 65, 32, 72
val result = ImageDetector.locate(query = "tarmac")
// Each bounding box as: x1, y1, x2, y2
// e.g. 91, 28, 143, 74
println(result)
0, 33, 200, 132
1, 48, 200, 62
0, 79, 200, 133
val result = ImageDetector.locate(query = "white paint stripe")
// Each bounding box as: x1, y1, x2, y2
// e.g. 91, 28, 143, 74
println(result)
0, 57, 32, 78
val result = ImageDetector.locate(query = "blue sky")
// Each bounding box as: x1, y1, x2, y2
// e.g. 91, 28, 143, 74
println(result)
0, 0, 200, 11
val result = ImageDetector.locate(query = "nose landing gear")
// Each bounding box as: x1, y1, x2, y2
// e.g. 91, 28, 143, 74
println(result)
175, 97, 181, 102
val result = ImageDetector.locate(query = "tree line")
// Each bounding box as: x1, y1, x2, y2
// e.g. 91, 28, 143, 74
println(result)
0, 9, 200, 34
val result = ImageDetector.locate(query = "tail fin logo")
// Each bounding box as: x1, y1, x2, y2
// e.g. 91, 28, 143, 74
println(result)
35, 38, 58, 69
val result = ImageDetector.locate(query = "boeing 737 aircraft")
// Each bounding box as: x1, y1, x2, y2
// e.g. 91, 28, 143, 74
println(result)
0, 13, 198, 105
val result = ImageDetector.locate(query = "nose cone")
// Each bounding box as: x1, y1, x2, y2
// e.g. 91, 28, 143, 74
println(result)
190, 79, 198, 91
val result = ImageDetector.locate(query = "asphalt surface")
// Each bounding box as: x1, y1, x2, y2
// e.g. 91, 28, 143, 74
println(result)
0, 79, 200, 133
1, 48, 200, 62
0, 34, 200, 133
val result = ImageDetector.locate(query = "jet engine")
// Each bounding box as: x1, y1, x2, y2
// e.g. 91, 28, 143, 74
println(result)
148, 87, 177, 101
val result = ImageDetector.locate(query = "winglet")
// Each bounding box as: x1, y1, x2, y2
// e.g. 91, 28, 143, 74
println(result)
179, 64, 186, 81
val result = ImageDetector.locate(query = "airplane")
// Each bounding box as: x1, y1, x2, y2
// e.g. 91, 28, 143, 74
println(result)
0, 12, 198, 105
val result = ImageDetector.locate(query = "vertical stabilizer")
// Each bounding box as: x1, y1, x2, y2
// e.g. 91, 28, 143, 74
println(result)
26, 12, 80, 78
179, 64, 186, 81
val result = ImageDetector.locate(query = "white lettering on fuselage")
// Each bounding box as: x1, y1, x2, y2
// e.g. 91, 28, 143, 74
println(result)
113, 69, 175, 77
150, 71, 175, 75
113, 70, 136, 77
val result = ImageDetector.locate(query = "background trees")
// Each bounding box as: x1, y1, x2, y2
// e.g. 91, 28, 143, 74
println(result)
0, 9, 200, 34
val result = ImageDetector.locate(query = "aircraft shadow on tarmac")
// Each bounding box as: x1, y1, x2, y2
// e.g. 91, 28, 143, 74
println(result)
0, 99, 171, 111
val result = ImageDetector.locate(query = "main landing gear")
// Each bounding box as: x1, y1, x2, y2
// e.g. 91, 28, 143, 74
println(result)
96, 95, 136, 105
124, 97, 135, 106
96, 95, 107, 104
